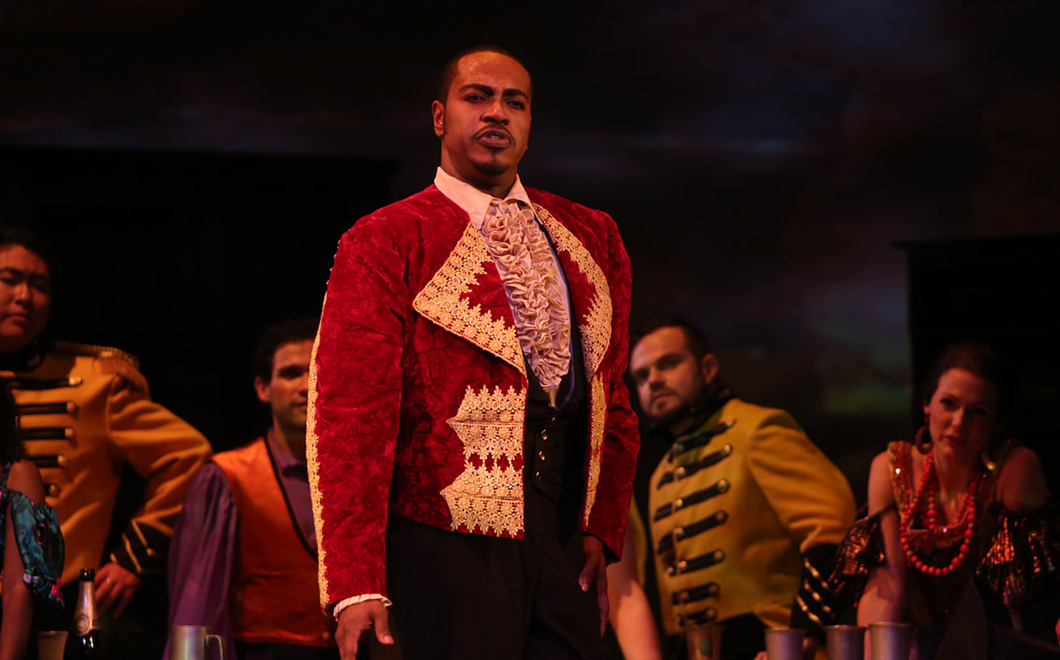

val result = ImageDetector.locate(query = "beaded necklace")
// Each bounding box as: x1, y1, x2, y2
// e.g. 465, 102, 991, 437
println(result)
899, 449, 981, 577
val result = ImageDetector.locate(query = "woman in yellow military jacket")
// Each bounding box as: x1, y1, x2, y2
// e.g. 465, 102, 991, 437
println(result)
0, 227, 211, 620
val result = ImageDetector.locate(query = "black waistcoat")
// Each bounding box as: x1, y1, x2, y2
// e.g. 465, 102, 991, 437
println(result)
522, 311, 589, 510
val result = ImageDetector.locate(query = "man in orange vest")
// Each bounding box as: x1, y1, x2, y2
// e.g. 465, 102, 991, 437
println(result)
166, 318, 337, 660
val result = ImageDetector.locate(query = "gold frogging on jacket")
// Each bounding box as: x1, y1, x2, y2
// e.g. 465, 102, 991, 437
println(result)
6, 341, 210, 586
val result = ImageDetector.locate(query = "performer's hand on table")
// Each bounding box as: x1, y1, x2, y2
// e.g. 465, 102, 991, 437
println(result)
336, 600, 393, 660
579, 534, 609, 636
94, 563, 140, 618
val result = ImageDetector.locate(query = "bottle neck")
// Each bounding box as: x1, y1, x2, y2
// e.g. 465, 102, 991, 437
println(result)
73, 580, 101, 635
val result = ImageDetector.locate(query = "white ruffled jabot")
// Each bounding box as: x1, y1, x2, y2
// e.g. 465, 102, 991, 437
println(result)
482, 200, 571, 406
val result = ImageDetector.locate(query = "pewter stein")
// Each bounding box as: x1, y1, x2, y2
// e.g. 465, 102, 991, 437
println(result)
685, 622, 723, 660
868, 622, 911, 660
169, 625, 225, 660
765, 628, 804, 660
825, 625, 866, 660
37, 630, 68, 660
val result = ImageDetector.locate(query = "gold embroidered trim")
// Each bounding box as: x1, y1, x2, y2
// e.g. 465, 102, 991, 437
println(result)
413, 222, 525, 375
305, 310, 330, 608
582, 374, 607, 525
801, 579, 835, 614
442, 385, 526, 536
535, 206, 612, 378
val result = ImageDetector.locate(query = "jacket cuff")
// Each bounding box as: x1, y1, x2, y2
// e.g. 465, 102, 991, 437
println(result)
109, 520, 169, 575
789, 543, 840, 641
333, 594, 392, 620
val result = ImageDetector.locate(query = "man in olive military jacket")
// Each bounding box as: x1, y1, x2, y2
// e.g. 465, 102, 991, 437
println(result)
629, 317, 856, 660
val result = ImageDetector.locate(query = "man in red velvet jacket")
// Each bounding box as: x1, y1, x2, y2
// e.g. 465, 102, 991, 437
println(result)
308, 46, 639, 660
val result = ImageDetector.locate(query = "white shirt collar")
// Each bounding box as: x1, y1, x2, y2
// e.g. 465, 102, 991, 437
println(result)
434, 167, 534, 231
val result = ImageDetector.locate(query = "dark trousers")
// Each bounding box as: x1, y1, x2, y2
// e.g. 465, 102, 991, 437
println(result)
383, 485, 605, 660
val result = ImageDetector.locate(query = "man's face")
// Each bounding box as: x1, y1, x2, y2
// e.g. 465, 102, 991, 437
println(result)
432, 51, 531, 195
255, 340, 313, 436
0, 245, 52, 354
629, 327, 716, 428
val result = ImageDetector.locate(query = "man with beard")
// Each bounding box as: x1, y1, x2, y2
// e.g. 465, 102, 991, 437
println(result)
308, 46, 639, 660
629, 318, 855, 660
167, 318, 338, 660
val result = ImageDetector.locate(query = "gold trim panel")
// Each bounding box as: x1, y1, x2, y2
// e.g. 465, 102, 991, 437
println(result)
535, 206, 612, 379
442, 385, 526, 537
305, 308, 330, 608
582, 374, 607, 525
413, 222, 526, 375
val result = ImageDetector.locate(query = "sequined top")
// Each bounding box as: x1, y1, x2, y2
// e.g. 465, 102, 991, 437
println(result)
0, 461, 65, 608
831, 441, 1058, 633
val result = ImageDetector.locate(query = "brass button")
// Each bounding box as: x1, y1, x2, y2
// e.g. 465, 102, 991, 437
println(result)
540, 429, 548, 441
64, 428, 76, 440
537, 450, 546, 461
68, 376, 83, 387
66, 402, 79, 414
534, 470, 543, 481
675, 466, 686, 479
46, 484, 61, 497
713, 549, 726, 563
716, 479, 730, 493
721, 443, 732, 456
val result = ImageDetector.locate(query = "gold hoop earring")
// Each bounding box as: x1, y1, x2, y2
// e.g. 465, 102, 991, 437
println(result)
980, 449, 999, 474
914, 425, 932, 454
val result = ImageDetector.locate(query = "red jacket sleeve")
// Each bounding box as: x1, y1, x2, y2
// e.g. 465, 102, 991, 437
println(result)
583, 210, 640, 561
308, 217, 411, 610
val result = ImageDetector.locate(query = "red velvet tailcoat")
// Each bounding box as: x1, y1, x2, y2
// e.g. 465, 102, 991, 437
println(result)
307, 184, 639, 610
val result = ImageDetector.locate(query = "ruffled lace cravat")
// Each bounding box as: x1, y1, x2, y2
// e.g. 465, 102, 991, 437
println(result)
481, 199, 571, 406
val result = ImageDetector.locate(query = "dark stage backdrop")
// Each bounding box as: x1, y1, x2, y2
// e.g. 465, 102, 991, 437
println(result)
0, 146, 398, 450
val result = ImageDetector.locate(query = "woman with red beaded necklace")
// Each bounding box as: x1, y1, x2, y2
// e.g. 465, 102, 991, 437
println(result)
832, 343, 1055, 659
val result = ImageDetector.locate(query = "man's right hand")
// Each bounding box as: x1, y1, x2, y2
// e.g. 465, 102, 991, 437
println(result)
336, 600, 394, 659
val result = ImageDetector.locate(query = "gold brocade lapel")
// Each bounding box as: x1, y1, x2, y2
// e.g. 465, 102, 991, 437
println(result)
534, 205, 613, 379
412, 221, 527, 376
535, 203, 612, 527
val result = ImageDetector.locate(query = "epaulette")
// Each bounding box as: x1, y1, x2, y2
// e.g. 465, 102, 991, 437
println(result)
52, 340, 149, 392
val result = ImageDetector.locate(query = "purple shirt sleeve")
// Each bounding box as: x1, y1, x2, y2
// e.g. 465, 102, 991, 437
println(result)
164, 462, 238, 660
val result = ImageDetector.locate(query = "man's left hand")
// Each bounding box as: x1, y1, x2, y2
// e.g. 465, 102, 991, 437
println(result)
94, 563, 141, 618
579, 535, 609, 636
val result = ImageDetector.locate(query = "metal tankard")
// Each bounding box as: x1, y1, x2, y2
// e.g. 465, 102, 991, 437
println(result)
169, 625, 226, 660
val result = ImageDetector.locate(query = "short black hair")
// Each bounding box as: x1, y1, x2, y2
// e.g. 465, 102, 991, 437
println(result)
252, 318, 319, 383
0, 226, 60, 283
0, 379, 24, 464
438, 45, 533, 103
630, 316, 713, 362
921, 341, 1014, 416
